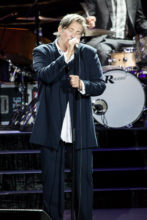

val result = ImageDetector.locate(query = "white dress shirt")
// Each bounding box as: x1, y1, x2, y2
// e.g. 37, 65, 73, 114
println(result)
55, 39, 85, 143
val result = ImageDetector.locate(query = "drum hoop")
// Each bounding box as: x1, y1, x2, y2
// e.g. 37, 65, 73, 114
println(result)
111, 47, 136, 53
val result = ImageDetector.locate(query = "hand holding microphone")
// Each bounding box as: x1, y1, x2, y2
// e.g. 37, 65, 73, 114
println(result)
69, 37, 80, 49
65, 37, 80, 62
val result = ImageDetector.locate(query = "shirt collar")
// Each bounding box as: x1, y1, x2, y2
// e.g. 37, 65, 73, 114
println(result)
55, 38, 64, 55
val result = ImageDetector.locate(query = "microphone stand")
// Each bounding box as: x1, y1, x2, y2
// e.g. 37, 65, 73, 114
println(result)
71, 47, 80, 220
71, 93, 76, 220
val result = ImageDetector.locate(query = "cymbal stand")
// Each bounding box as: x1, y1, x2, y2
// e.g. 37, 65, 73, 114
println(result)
19, 70, 28, 108
8, 66, 29, 129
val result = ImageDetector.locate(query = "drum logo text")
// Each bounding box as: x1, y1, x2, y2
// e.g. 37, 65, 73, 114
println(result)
105, 75, 126, 83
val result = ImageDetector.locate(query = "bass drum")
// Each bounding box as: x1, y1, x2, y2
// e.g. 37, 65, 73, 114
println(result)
91, 69, 146, 128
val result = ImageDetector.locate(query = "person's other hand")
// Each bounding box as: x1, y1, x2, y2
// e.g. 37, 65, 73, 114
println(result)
69, 75, 82, 90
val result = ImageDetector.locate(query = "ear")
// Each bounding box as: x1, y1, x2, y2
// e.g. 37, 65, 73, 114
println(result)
58, 25, 62, 34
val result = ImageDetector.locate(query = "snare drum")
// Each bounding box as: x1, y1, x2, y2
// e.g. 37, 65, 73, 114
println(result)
91, 69, 145, 128
110, 47, 136, 70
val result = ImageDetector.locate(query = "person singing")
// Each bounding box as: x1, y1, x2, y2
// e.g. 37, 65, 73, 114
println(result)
30, 13, 106, 220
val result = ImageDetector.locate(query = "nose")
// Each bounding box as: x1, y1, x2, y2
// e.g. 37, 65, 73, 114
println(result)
71, 32, 76, 38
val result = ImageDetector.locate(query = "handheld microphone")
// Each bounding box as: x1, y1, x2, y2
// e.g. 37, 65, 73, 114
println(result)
70, 37, 79, 50
74, 43, 80, 54
74, 43, 79, 49
74, 44, 79, 54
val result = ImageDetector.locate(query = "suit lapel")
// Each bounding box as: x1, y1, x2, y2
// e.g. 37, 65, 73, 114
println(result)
125, 0, 137, 27
125, 0, 131, 15
52, 41, 61, 59
125, 0, 137, 12
105, 0, 113, 25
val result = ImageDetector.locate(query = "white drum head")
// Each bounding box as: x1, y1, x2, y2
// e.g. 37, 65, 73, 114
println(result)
91, 69, 145, 128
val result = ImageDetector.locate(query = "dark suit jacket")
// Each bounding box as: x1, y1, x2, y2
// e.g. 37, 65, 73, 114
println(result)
30, 41, 106, 150
87, 0, 147, 39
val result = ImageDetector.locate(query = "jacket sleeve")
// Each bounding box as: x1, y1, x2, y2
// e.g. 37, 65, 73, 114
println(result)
33, 44, 67, 84
81, 46, 106, 97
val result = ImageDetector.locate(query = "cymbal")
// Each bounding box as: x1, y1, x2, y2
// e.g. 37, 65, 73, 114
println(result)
16, 16, 61, 22
0, 16, 61, 26
85, 28, 115, 37
0, 1, 50, 9
0, 27, 29, 31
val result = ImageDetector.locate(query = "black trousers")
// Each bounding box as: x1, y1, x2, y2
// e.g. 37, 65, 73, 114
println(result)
40, 141, 93, 220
